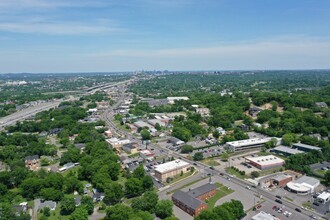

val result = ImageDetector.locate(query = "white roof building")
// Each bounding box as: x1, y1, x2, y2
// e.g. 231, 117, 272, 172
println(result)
252, 211, 280, 220
317, 192, 330, 204
227, 137, 281, 152
154, 160, 190, 174
106, 138, 130, 148
167, 97, 189, 104
245, 155, 285, 170
286, 176, 320, 194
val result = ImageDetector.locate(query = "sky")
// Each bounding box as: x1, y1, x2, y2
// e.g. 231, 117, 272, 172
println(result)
0, 0, 330, 73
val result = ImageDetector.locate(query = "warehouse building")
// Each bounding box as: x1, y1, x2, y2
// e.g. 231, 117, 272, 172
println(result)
226, 137, 281, 152
292, 143, 321, 152
286, 176, 320, 194
154, 160, 190, 182
245, 155, 285, 170
317, 192, 330, 204
172, 183, 216, 216
271, 146, 304, 157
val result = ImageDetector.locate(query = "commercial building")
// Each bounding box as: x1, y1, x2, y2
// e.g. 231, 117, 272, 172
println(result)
245, 155, 285, 170
104, 129, 113, 137
252, 211, 280, 220
147, 119, 166, 127
286, 176, 320, 194
139, 149, 155, 160
154, 160, 190, 182
106, 138, 131, 149
317, 192, 330, 204
292, 143, 321, 152
226, 137, 281, 152
167, 96, 189, 104
271, 174, 293, 187
122, 143, 139, 154
172, 183, 216, 216
168, 137, 185, 146
271, 146, 304, 157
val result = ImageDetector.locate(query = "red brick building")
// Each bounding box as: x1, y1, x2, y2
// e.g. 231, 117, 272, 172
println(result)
172, 183, 217, 216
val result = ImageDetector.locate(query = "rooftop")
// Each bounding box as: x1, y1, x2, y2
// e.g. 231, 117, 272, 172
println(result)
272, 174, 292, 182
252, 211, 280, 220
187, 183, 217, 198
140, 150, 154, 156
273, 146, 304, 155
317, 192, 330, 200
293, 143, 321, 151
245, 155, 285, 166
154, 160, 189, 174
227, 137, 277, 147
295, 176, 320, 186
172, 190, 205, 210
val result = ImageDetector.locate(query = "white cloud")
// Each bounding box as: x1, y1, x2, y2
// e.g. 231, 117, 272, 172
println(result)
0, 21, 123, 35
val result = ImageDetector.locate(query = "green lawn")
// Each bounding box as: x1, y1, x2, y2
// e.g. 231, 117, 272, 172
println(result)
206, 183, 234, 208
314, 169, 327, 176
202, 158, 220, 167
164, 171, 196, 186
62, 166, 79, 177
225, 167, 247, 179
167, 177, 208, 194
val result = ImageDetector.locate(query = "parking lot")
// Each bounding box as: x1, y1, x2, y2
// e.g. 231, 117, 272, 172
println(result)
229, 154, 260, 174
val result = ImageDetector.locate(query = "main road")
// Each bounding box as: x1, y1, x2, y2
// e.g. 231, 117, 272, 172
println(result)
0, 100, 61, 131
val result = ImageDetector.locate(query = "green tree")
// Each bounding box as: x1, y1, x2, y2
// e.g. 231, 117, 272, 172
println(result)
155, 123, 161, 131
181, 145, 194, 153
125, 178, 143, 198
60, 197, 76, 215
40, 188, 64, 201
133, 165, 146, 179
212, 130, 220, 139
81, 196, 94, 215
105, 204, 134, 220
104, 182, 124, 205
193, 152, 204, 161
43, 207, 51, 217
282, 133, 297, 146
132, 191, 159, 213
155, 200, 173, 219
251, 171, 260, 178
69, 206, 88, 220
141, 129, 151, 140
142, 175, 154, 190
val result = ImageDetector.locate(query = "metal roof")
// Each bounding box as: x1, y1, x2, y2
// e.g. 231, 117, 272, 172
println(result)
293, 143, 321, 151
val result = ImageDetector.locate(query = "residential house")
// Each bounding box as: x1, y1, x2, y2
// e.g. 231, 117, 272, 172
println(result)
38, 201, 57, 211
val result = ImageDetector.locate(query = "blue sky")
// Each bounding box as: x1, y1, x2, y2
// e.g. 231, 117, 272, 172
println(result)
0, 0, 330, 73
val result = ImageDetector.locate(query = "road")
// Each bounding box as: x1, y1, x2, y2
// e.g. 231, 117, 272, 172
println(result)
0, 100, 61, 130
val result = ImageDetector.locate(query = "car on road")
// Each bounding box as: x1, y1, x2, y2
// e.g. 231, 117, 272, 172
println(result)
310, 215, 317, 219
219, 172, 224, 176
275, 195, 282, 199
246, 186, 251, 190
313, 202, 320, 206
227, 177, 231, 181
275, 199, 282, 204
256, 204, 262, 209
272, 205, 277, 210
295, 208, 301, 212
209, 166, 214, 170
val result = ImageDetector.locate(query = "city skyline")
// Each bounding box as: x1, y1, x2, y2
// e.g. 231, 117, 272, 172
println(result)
1, 0, 330, 73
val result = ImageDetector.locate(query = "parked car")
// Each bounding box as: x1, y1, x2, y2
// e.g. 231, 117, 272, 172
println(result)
295, 208, 301, 212
275, 195, 282, 199
275, 199, 282, 204
313, 202, 320, 206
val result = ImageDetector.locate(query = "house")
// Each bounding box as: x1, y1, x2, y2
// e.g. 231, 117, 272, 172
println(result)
38, 201, 57, 211
172, 183, 217, 216
92, 189, 105, 202
168, 137, 185, 146
249, 107, 261, 117
48, 128, 63, 136
122, 143, 139, 154
139, 150, 155, 160
25, 155, 39, 166
315, 102, 328, 108
104, 129, 113, 137
195, 108, 210, 116
12, 202, 28, 216
74, 143, 86, 151
216, 127, 226, 135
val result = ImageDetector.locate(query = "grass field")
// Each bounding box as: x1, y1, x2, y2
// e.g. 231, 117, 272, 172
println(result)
202, 158, 220, 166
207, 182, 234, 208
225, 167, 247, 179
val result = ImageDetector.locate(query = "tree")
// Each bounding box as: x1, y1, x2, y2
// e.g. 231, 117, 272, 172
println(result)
181, 145, 194, 153
81, 196, 94, 215
43, 207, 50, 217
60, 197, 76, 215
251, 171, 260, 178
132, 191, 159, 213
213, 130, 220, 139
125, 178, 143, 198
142, 175, 154, 190
105, 204, 134, 220
69, 206, 88, 220
193, 152, 204, 161
133, 165, 146, 179
104, 182, 124, 205
141, 129, 151, 140
64, 176, 83, 194
325, 170, 330, 186
155, 200, 173, 219
155, 123, 161, 131
40, 188, 64, 201
282, 133, 297, 146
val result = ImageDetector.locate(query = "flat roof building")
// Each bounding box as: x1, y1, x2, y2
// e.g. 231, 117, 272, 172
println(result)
286, 176, 320, 194
317, 192, 330, 204
167, 96, 189, 104
271, 146, 304, 157
139, 149, 155, 159
252, 211, 280, 220
106, 138, 130, 149
292, 143, 321, 152
226, 137, 281, 152
154, 160, 190, 182
245, 155, 285, 170
271, 174, 293, 187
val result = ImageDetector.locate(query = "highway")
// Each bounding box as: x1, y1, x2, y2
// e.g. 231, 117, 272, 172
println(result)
0, 100, 61, 130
